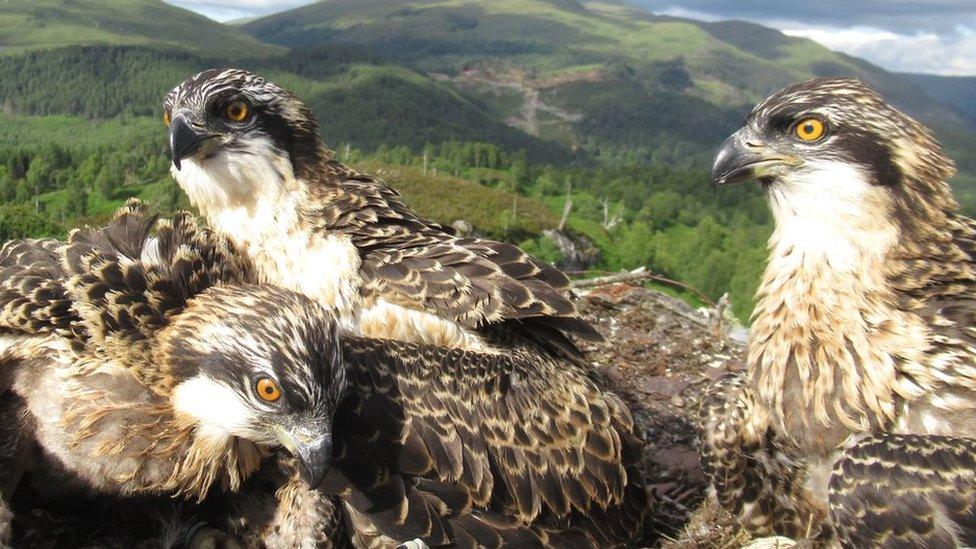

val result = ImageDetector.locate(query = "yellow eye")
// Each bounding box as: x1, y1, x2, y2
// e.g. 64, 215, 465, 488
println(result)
225, 100, 249, 123
256, 377, 281, 403
163, 111, 171, 127
795, 117, 826, 142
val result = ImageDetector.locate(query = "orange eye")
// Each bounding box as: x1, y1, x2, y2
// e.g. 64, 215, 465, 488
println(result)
225, 100, 249, 123
163, 111, 172, 127
794, 117, 826, 142
256, 377, 281, 403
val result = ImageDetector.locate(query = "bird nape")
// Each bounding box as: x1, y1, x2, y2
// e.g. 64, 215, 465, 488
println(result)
0, 202, 651, 548
162, 68, 601, 358
701, 77, 976, 547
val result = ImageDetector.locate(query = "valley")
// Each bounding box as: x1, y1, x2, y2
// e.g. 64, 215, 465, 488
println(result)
0, 0, 973, 321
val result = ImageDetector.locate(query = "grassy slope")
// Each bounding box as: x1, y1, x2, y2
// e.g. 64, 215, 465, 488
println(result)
0, 0, 284, 57
244, 0, 882, 102
0, 113, 158, 149
354, 160, 559, 239
0, 46, 569, 161
902, 73, 976, 121
242, 0, 976, 178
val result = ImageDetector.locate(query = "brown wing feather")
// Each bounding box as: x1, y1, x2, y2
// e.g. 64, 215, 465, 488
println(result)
829, 434, 976, 548
0, 200, 254, 373
314, 175, 600, 354
0, 238, 77, 339
322, 337, 649, 547
62, 202, 253, 348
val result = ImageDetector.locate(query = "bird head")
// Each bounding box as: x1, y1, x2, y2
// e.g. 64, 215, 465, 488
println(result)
162, 69, 324, 215
711, 78, 956, 232
161, 284, 345, 488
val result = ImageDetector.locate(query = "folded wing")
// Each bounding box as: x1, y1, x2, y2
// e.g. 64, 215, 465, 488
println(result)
322, 338, 649, 547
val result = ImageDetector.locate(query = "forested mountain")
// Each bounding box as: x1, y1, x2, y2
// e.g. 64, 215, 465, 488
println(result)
0, 46, 567, 160
241, 0, 976, 176
902, 73, 976, 121
0, 0, 972, 320
0, 0, 281, 56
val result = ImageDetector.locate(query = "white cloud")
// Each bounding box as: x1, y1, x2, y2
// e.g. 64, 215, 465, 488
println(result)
163, 0, 315, 21
632, 1, 976, 75
164, 0, 976, 74
782, 25, 976, 75
654, 6, 723, 22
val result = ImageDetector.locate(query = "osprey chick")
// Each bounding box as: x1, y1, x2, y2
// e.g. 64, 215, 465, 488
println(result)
702, 78, 976, 546
0, 206, 345, 543
163, 69, 598, 356
0, 204, 650, 548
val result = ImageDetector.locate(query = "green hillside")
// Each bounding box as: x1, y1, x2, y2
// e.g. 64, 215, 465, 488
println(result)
242, 0, 976, 171
903, 73, 976, 121
0, 0, 284, 57
241, 0, 939, 107
0, 46, 569, 161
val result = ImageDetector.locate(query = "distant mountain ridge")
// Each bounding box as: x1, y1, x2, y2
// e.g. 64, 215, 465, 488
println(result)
0, 45, 569, 161
0, 0, 284, 57
902, 73, 976, 121
239, 0, 975, 175
0, 0, 971, 182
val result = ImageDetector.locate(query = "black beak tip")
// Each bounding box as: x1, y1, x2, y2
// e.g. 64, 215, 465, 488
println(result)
295, 434, 332, 489
709, 163, 735, 189
168, 115, 203, 172
709, 170, 728, 188
710, 133, 759, 188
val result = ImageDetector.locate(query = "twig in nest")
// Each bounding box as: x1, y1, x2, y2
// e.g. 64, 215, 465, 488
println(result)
568, 270, 717, 308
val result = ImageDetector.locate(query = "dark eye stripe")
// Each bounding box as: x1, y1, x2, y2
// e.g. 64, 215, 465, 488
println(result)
768, 114, 795, 133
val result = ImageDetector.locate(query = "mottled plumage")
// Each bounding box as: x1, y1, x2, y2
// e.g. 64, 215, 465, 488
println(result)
217, 336, 651, 548
322, 337, 647, 548
0, 203, 348, 544
0, 203, 648, 547
829, 434, 976, 547
0, 237, 79, 341
702, 78, 976, 547
163, 69, 598, 356
699, 374, 829, 541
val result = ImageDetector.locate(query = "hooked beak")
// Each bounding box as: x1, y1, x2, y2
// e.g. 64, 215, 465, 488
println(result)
277, 425, 333, 488
169, 115, 218, 170
711, 128, 799, 187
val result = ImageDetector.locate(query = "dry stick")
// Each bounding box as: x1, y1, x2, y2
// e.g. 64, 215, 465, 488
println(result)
567, 270, 717, 308
557, 197, 572, 232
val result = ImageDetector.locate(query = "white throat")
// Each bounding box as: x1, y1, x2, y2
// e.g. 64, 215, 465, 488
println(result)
749, 160, 917, 438
172, 137, 306, 241
170, 140, 490, 351
765, 160, 897, 274
170, 143, 365, 331
172, 376, 255, 442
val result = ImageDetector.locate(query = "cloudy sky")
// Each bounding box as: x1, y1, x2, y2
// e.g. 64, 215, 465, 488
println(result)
164, 1, 313, 21
632, 0, 976, 76
165, 1, 976, 76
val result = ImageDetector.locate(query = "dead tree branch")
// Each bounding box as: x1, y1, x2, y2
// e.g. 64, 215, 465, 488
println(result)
600, 197, 622, 231
568, 269, 717, 308
557, 179, 573, 232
